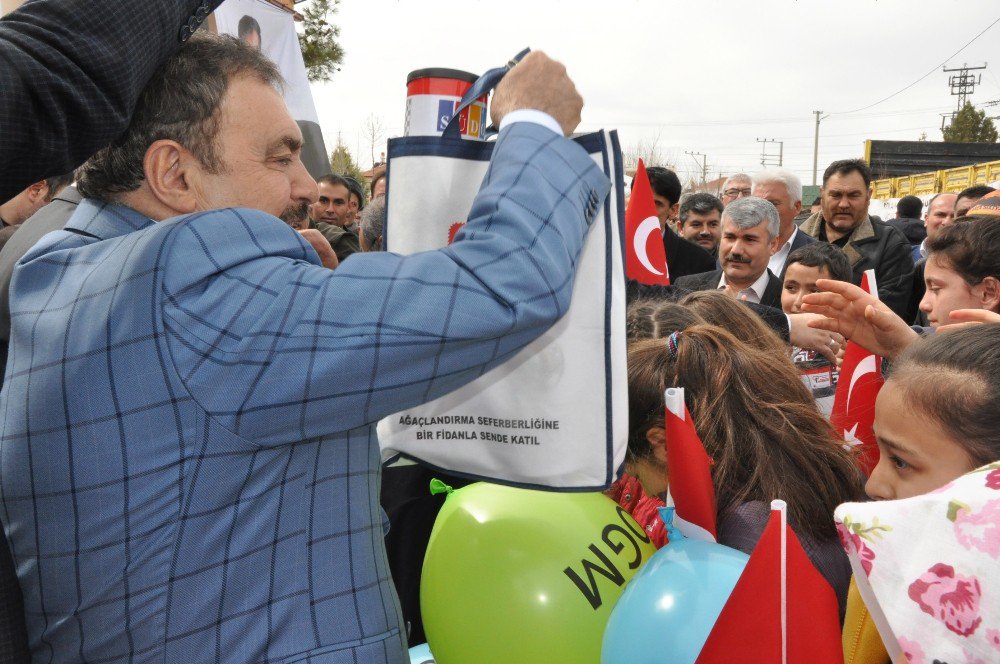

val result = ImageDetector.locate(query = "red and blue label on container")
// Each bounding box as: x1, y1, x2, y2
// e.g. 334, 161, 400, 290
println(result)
404, 68, 487, 140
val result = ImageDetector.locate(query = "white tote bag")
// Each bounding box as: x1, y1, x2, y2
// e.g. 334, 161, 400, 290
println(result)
377, 60, 627, 490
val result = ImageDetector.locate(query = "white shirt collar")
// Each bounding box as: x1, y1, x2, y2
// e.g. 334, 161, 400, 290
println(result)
768, 227, 798, 276
717, 267, 771, 304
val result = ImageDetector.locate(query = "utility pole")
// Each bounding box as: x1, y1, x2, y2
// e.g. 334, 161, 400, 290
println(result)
685, 151, 708, 186
941, 62, 988, 132
756, 138, 784, 167
812, 111, 828, 186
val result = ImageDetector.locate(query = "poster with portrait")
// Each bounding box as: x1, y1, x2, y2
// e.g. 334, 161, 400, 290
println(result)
214, 0, 329, 175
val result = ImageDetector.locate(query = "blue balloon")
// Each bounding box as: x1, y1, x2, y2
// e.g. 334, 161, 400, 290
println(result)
408, 642, 435, 664
601, 508, 748, 664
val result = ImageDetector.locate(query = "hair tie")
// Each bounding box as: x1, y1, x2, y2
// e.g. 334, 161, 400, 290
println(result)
666, 331, 680, 359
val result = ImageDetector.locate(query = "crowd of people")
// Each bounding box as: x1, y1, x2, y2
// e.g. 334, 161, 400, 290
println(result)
615, 161, 1000, 660
0, 2, 998, 663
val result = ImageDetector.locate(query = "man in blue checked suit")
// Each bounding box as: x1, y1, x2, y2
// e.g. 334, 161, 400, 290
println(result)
0, 32, 607, 663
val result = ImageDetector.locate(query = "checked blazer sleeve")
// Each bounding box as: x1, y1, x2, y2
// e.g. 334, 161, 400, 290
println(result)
162, 122, 610, 446
0, 0, 222, 201
0, 122, 607, 661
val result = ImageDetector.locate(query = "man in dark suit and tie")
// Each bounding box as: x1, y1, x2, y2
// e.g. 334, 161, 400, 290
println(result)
751, 168, 815, 280
675, 196, 784, 309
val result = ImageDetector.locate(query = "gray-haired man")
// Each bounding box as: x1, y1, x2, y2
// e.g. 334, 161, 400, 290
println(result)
674, 196, 783, 308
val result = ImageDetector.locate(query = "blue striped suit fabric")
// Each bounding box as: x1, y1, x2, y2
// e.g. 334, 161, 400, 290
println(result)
0, 122, 609, 662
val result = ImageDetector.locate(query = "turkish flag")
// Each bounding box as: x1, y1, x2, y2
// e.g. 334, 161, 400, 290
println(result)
697, 501, 842, 663
830, 269, 883, 475
625, 160, 670, 285
664, 387, 716, 541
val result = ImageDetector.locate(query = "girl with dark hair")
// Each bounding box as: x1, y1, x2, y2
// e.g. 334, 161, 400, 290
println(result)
843, 324, 1000, 663
680, 290, 788, 356
920, 215, 1000, 327
610, 300, 704, 547
627, 324, 865, 613
866, 323, 1000, 500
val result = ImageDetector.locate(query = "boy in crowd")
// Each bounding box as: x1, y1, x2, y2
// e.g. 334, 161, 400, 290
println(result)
781, 243, 853, 415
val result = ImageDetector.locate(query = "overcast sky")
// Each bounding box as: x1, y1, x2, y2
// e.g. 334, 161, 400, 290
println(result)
308, 0, 1000, 187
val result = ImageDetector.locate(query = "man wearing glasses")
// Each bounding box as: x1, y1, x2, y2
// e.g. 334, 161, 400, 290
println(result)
721, 173, 752, 206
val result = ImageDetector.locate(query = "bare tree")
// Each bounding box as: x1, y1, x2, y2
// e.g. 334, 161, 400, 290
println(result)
622, 129, 676, 176
362, 114, 386, 168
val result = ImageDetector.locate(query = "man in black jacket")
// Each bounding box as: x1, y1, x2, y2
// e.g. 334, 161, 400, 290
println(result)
885, 195, 926, 247
800, 159, 914, 319
639, 166, 716, 280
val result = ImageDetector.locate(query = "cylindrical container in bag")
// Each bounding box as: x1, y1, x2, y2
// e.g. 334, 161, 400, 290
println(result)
404, 68, 487, 140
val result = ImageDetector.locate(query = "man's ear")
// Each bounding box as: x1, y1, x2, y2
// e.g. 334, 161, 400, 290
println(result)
792, 199, 802, 216
25, 180, 49, 203
769, 233, 781, 256
645, 426, 667, 465
143, 140, 200, 214
669, 202, 680, 221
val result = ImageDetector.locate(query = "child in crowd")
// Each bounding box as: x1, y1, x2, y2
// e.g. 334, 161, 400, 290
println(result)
781, 243, 853, 416
680, 289, 787, 356
842, 324, 1000, 663
800, 215, 1000, 362
918, 214, 1000, 326
610, 299, 705, 547
627, 324, 864, 614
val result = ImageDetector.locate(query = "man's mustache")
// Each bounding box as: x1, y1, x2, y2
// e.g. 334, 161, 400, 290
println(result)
280, 202, 310, 228
725, 253, 751, 264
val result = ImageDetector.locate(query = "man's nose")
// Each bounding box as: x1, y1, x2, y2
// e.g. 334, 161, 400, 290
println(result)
293, 163, 318, 205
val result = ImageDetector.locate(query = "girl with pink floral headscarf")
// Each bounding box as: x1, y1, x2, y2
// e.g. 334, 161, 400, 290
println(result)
837, 324, 1000, 663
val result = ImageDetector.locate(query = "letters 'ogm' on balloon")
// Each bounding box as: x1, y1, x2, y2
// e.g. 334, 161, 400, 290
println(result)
421, 483, 656, 664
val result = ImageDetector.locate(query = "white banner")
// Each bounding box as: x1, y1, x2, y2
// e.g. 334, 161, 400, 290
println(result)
215, 0, 320, 124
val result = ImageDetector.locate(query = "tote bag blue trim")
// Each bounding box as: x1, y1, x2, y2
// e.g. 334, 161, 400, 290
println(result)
607, 130, 626, 487
383, 452, 612, 493
600, 130, 613, 487
387, 134, 495, 161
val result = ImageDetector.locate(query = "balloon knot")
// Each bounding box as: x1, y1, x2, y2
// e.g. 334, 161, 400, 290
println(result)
429, 479, 454, 496
658, 506, 685, 542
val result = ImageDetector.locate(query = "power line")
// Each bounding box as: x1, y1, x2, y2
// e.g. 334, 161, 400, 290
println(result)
831, 15, 1000, 115
579, 105, 954, 131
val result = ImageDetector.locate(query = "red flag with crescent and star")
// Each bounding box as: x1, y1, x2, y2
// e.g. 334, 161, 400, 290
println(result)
625, 160, 670, 285
830, 269, 883, 475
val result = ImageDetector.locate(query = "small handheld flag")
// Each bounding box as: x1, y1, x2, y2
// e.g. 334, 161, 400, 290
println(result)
697, 500, 842, 663
830, 269, 884, 475
664, 387, 717, 542
625, 160, 670, 285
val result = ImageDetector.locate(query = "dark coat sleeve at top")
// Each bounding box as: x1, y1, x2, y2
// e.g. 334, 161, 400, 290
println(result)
0, 0, 223, 201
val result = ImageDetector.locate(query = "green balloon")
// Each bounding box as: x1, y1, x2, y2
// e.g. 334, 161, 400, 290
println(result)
421, 482, 657, 664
